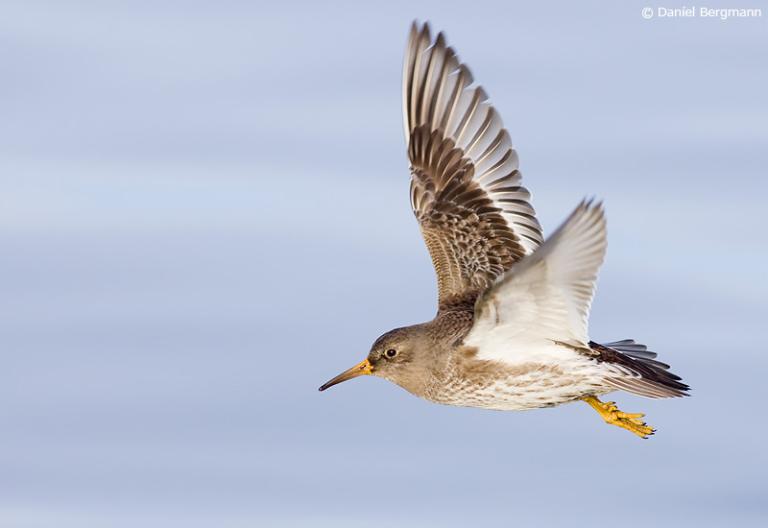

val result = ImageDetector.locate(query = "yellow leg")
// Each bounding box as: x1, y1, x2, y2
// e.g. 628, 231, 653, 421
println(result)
582, 395, 655, 439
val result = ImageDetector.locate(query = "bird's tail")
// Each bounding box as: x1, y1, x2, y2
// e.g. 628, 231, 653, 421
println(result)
593, 339, 691, 399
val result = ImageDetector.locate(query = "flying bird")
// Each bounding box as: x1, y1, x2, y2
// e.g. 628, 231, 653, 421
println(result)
319, 22, 689, 438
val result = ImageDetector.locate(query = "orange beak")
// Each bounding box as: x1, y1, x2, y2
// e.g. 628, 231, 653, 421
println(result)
318, 358, 373, 391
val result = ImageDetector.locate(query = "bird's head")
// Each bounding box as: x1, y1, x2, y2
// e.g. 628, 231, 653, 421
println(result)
318, 326, 428, 393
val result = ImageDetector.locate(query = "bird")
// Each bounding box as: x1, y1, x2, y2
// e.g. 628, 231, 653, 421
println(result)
318, 21, 689, 438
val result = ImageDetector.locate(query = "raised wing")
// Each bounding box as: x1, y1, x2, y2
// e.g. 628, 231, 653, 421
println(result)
404, 22, 542, 309
465, 200, 606, 358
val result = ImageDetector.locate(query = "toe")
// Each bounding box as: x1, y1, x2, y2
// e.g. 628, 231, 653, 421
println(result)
617, 412, 645, 420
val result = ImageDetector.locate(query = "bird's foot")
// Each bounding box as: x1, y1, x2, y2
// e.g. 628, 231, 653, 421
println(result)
581, 396, 655, 439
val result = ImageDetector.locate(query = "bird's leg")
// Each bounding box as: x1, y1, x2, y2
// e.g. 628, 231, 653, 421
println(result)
581, 395, 655, 439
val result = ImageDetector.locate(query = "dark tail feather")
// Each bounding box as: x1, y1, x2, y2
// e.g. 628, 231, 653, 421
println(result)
591, 339, 691, 399
603, 339, 675, 371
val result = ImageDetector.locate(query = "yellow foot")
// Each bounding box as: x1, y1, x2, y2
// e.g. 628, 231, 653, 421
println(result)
581, 396, 655, 439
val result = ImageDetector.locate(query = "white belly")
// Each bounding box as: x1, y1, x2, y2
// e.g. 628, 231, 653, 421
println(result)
426, 343, 613, 411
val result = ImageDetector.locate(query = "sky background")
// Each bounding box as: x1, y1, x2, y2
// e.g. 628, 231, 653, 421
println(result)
1, 1, 767, 526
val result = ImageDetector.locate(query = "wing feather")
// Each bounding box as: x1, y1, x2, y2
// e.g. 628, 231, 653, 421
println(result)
466, 200, 607, 359
404, 22, 543, 308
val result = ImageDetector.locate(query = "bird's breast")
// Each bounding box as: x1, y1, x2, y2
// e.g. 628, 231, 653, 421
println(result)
423, 355, 609, 411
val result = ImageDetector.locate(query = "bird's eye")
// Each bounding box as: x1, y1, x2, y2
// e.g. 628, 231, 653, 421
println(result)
385, 349, 398, 358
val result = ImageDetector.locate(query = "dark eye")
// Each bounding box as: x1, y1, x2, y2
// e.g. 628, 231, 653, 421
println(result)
385, 349, 398, 358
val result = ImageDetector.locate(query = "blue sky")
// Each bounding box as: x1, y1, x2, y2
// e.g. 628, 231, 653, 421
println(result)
1, 1, 767, 526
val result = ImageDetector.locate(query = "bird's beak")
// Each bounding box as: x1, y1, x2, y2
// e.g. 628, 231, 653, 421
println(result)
318, 358, 373, 391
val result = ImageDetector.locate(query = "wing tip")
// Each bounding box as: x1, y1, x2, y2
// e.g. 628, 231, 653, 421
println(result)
578, 196, 605, 212
569, 197, 606, 231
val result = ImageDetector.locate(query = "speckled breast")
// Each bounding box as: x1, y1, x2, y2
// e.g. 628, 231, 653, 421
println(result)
424, 361, 611, 411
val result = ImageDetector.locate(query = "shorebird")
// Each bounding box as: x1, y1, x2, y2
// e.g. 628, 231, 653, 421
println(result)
319, 22, 689, 438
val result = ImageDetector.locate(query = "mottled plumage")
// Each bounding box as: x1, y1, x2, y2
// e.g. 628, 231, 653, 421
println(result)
404, 23, 542, 307
320, 22, 689, 438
